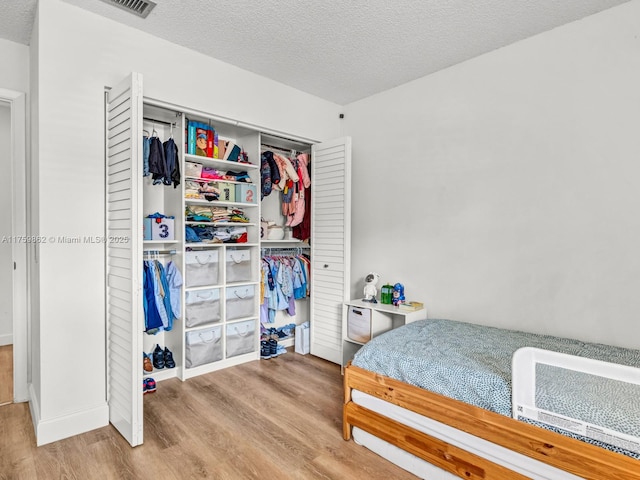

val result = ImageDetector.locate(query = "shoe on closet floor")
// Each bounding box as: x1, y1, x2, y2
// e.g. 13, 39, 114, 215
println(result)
163, 347, 176, 368
152, 344, 165, 369
268, 339, 278, 357
144, 378, 156, 394
143, 353, 153, 373
260, 340, 271, 359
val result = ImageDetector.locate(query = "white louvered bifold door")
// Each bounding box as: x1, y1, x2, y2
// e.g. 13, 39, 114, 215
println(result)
310, 137, 351, 364
105, 72, 144, 447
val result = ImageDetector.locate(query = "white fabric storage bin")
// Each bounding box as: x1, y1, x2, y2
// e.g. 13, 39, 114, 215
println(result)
185, 288, 221, 328
225, 285, 255, 320
226, 249, 252, 283
226, 320, 256, 357
185, 250, 219, 287
185, 161, 203, 178
185, 326, 223, 368
347, 306, 372, 343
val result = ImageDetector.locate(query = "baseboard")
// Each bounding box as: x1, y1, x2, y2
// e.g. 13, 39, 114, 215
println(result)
28, 383, 40, 442
0, 334, 12, 346
28, 384, 109, 446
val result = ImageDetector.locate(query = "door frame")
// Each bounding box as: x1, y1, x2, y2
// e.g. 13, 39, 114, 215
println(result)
0, 88, 28, 402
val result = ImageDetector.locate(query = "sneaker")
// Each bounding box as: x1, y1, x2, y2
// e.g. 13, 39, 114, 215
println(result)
143, 378, 148, 394
145, 377, 156, 394
164, 347, 176, 369
260, 340, 271, 359
152, 344, 165, 369
143, 353, 153, 373
268, 338, 278, 357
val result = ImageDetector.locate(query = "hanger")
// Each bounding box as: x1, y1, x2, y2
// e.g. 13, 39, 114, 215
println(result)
143, 129, 150, 137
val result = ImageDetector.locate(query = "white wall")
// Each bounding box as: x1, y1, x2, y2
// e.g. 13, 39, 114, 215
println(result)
32, 0, 341, 443
0, 103, 11, 346
344, 1, 640, 350
0, 38, 29, 93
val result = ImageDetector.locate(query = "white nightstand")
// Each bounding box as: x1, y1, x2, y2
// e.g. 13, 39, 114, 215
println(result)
341, 299, 426, 369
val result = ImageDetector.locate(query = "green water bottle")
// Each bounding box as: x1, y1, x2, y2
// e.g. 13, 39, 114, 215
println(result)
381, 284, 393, 304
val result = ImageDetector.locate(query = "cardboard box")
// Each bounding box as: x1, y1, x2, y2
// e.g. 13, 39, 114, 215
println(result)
143, 218, 152, 241
150, 218, 175, 240
218, 182, 235, 202
235, 183, 257, 204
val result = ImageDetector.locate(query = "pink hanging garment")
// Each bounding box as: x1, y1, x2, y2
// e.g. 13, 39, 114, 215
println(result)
287, 153, 311, 227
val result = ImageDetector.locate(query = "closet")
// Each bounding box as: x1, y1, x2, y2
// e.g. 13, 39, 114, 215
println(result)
105, 73, 351, 447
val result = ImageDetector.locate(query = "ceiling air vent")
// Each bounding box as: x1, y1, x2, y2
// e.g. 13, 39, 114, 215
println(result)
99, 0, 157, 19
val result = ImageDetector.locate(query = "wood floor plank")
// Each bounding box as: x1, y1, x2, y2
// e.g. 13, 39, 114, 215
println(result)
0, 351, 418, 479
0, 344, 13, 405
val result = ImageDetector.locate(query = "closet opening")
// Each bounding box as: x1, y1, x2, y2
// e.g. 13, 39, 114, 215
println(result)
0, 88, 28, 406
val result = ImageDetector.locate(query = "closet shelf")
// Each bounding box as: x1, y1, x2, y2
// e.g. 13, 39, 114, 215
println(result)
143, 240, 180, 244
184, 175, 256, 186
184, 153, 259, 171
261, 240, 310, 247
185, 242, 259, 249
185, 198, 258, 208
185, 284, 223, 292
185, 221, 256, 227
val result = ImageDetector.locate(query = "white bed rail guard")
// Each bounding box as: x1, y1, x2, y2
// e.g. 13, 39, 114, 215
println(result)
512, 347, 640, 455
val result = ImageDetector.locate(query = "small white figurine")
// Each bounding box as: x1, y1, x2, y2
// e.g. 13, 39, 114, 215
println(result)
363, 272, 380, 303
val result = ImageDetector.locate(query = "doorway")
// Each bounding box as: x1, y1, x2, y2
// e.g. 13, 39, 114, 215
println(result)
0, 89, 28, 405
0, 101, 13, 405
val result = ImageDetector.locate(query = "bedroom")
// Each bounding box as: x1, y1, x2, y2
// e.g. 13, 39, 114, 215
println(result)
1, 0, 639, 478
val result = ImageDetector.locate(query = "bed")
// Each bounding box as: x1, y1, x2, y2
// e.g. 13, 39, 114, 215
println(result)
342, 319, 640, 480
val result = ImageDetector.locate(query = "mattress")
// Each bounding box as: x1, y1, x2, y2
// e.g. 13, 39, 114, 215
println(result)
352, 318, 640, 457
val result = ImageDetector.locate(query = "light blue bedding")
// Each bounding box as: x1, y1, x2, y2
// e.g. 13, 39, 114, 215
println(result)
352, 318, 640, 457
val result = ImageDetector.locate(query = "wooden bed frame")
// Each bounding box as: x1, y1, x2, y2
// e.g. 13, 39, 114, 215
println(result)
343, 362, 640, 480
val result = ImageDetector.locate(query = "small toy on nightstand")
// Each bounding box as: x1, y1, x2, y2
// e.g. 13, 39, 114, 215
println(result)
362, 272, 380, 303
392, 283, 405, 306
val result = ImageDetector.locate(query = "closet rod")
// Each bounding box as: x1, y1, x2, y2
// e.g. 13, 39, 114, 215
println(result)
143, 249, 177, 255
143, 117, 177, 127
261, 143, 303, 155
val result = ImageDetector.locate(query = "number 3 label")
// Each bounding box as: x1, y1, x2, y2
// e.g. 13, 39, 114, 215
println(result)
159, 224, 169, 238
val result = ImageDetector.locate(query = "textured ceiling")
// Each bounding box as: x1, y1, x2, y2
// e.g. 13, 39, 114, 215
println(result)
0, 0, 631, 104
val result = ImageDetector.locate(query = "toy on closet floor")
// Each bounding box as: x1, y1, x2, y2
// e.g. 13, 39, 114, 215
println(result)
392, 283, 405, 306
363, 272, 380, 303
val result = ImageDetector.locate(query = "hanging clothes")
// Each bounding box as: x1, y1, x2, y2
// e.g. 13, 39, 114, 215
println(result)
260, 253, 310, 324
143, 258, 181, 334
286, 153, 311, 227
163, 137, 181, 188
148, 136, 167, 185
292, 157, 312, 241
142, 135, 151, 177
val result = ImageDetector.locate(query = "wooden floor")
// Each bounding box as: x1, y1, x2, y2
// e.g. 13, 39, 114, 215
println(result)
0, 344, 12, 406
0, 351, 418, 480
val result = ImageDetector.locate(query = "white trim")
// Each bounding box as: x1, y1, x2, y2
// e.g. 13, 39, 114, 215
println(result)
30, 372, 108, 447
0, 88, 28, 403
0, 334, 12, 346
36, 405, 109, 445
143, 96, 319, 145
